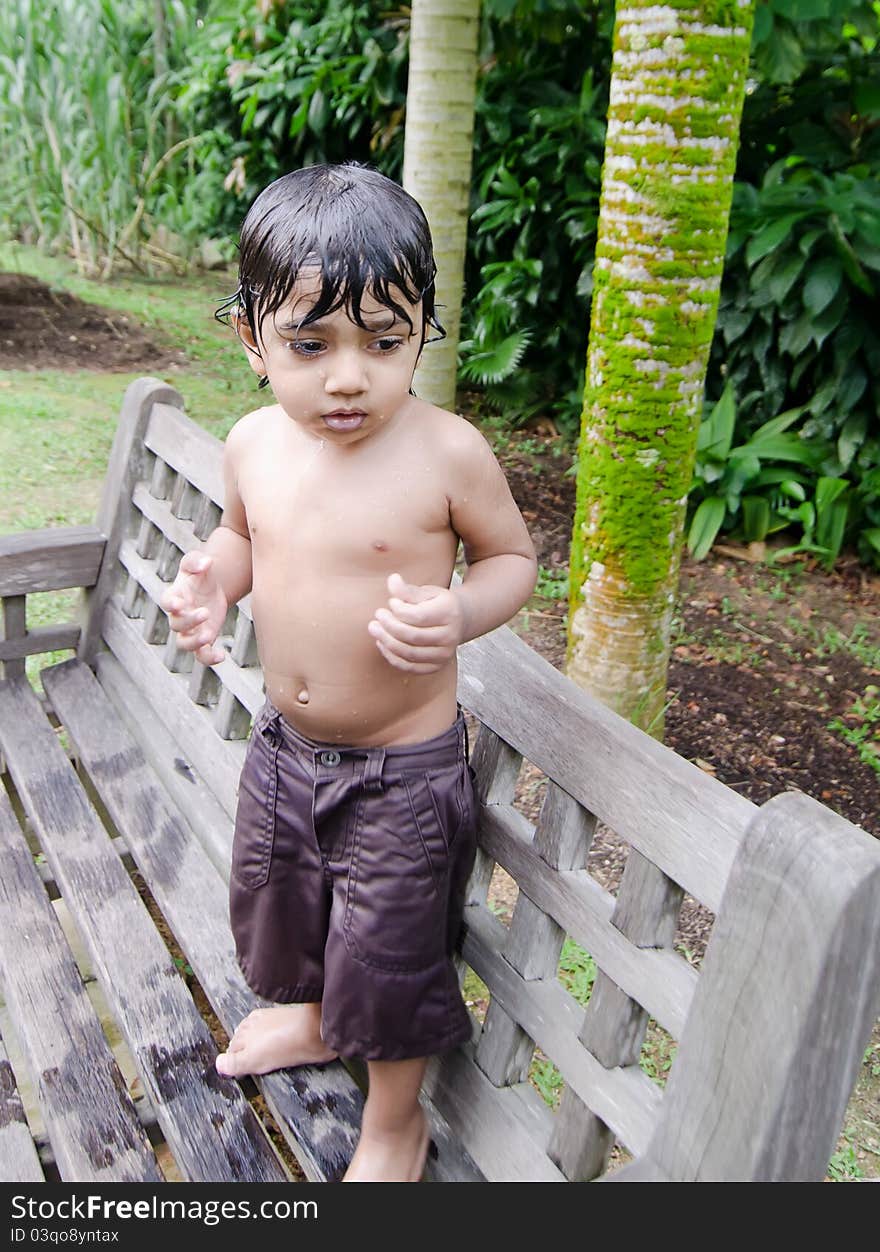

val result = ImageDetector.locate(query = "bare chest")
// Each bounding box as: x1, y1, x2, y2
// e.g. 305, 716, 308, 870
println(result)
239, 445, 454, 573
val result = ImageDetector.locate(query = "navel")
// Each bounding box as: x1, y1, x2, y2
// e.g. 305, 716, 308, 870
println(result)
297, 688, 310, 705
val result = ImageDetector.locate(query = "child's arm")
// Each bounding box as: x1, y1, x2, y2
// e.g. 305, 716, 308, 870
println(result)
160, 424, 254, 666
368, 423, 537, 673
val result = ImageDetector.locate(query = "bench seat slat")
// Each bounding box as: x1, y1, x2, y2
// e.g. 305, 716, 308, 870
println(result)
0, 1037, 46, 1183
458, 626, 754, 914
0, 675, 285, 1184
103, 599, 246, 815
44, 656, 364, 1184
0, 781, 160, 1182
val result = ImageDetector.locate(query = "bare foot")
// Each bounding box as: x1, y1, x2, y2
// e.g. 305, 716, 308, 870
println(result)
342, 1105, 430, 1182
215, 1004, 338, 1077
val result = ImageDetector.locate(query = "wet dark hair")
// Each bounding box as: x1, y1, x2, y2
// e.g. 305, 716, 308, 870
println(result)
217, 163, 445, 386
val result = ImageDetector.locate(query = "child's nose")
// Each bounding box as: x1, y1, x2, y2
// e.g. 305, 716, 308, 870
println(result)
324, 351, 367, 395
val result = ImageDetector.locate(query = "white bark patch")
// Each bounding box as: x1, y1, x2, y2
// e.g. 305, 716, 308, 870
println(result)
635, 448, 661, 467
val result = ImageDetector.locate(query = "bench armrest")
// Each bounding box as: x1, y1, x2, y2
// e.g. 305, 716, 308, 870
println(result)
0, 526, 106, 597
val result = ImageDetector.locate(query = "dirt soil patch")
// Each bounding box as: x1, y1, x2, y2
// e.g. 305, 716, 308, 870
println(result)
0, 272, 187, 372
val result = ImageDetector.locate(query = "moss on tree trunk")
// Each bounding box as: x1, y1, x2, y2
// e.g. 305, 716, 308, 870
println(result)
567, 0, 755, 732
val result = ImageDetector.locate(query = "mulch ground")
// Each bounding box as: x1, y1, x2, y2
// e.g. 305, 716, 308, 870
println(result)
0, 272, 187, 372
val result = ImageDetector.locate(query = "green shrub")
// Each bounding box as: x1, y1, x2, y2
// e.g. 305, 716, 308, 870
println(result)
0, 0, 203, 274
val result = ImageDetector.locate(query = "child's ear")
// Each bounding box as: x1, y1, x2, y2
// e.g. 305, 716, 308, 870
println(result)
232, 313, 267, 380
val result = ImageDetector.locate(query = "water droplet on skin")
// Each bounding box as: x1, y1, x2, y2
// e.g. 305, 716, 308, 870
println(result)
297, 689, 309, 705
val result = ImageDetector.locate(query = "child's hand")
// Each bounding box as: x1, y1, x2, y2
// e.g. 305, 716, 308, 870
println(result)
368, 572, 465, 674
160, 551, 228, 666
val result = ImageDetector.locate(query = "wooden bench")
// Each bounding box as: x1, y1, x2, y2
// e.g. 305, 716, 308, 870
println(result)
1, 376, 879, 1184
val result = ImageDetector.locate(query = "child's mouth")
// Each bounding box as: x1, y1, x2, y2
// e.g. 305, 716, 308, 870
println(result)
323, 410, 366, 432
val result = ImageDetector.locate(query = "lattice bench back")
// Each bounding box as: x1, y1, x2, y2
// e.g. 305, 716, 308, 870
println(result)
72, 379, 880, 1182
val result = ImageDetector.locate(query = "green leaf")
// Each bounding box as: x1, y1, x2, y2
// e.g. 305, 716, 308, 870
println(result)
767, 250, 805, 304
862, 529, 880, 558
459, 330, 532, 384
838, 412, 868, 472
778, 313, 814, 357
756, 22, 807, 84
696, 383, 736, 459
749, 406, 806, 441
815, 477, 849, 512
742, 495, 771, 541
744, 432, 823, 466
688, 497, 727, 561
778, 479, 807, 502
816, 497, 848, 565
803, 257, 843, 316
745, 213, 808, 267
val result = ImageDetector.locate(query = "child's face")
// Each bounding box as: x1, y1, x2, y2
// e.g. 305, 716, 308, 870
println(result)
241, 272, 424, 445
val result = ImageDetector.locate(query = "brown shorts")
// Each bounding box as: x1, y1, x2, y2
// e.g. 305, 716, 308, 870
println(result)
229, 700, 478, 1061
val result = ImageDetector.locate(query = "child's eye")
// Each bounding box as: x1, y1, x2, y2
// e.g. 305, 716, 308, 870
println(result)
372, 337, 403, 353
290, 339, 324, 356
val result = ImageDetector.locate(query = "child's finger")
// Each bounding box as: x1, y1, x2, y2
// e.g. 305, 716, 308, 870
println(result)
372, 609, 449, 646
386, 572, 437, 604
368, 618, 450, 663
179, 550, 213, 579
373, 637, 439, 674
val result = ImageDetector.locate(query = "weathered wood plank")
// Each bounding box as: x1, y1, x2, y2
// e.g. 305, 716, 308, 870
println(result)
0, 779, 161, 1182
115, 550, 261, 706
79, 378, 183, 662
0, 623, 80, 663
0, 527, 105, 597
559, 847, 685, 1177
94, 651, 236, 877
461, 903, 662, 1158
102, 599, 246, 816
144, 403, 225, 506
458, 625, 753, 912
1, 596, 27, 678
423, 1042, 565, 1182
43, 659, 363, 1183
478, 802, 697, 1038
0, 1034, 45, 1183
638, 792, 880, 1181
0, 674, 285, 1183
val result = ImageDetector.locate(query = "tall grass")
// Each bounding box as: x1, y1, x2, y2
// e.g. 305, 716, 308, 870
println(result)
0, 0, 205, 276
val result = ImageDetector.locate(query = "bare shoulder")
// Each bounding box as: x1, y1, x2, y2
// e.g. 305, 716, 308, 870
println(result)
410, 399, 496, 471
223, 404, 283, 462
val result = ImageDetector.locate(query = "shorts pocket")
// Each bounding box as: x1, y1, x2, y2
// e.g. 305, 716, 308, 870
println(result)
343, 771, 456, 972
230, 727, 279, 890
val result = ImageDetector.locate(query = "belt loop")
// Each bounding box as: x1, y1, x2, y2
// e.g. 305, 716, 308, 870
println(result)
363, 748, 386, 794
258, 700, 282, 743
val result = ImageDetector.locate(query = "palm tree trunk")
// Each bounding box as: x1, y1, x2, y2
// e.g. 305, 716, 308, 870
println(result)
403, 0, 480, 410
567, 0, 755, 732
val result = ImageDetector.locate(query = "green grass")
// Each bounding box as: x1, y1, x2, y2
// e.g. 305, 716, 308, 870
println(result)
0, 241, 258, 533
534, 564, 569, 602
828, 689, 880, 776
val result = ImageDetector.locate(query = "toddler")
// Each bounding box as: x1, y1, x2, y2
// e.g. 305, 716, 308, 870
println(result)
161, 164, 537, 1181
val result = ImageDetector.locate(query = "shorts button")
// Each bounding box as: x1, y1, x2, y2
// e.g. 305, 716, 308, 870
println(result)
320, 750, 342, 767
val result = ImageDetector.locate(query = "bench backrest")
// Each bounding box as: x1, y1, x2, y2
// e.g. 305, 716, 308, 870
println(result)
52, 379, 880, 1180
